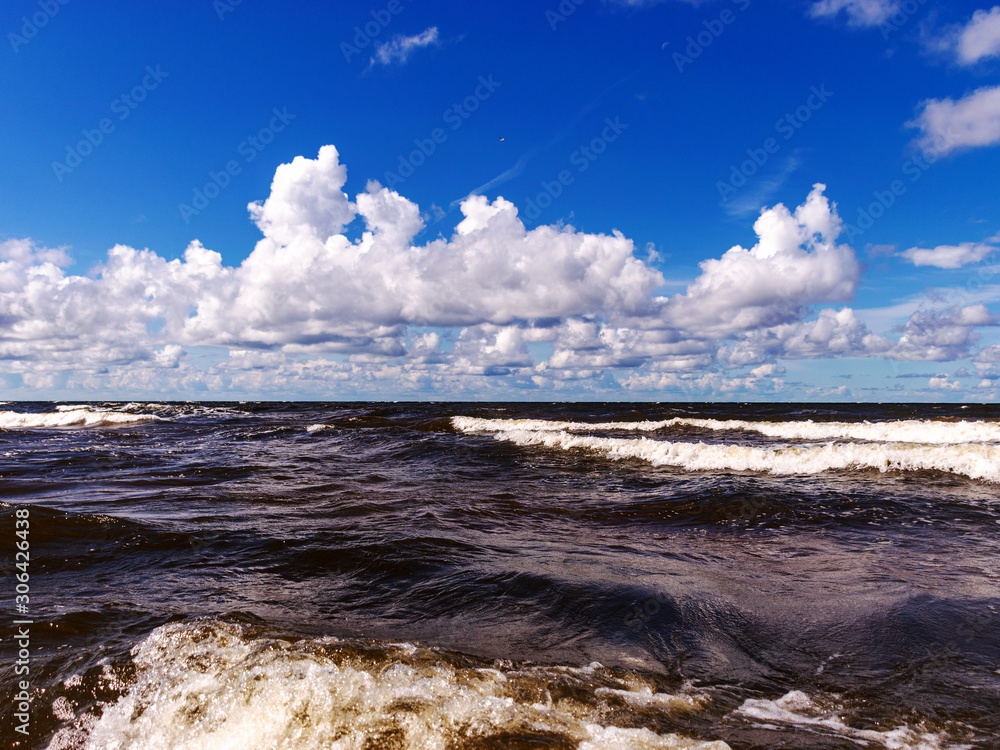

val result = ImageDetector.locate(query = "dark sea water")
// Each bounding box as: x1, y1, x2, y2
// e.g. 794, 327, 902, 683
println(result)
2, 401, 999, 749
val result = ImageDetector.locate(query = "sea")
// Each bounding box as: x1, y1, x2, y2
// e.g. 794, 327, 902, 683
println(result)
2, 401, 999, 750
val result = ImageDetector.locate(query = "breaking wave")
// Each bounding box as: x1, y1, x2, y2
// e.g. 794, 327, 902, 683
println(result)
452, 417, 1000, 483
451, 416, 1000, 445
46, 619, 729, 750
734, 691, 971, 749
0, 407, 163, 429
45, 621, 974, 750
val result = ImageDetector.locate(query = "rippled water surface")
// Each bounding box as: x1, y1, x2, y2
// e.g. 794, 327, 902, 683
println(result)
1, 401, 998, 749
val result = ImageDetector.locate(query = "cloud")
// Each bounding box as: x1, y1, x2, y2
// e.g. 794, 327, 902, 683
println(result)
1, 146, 661, 373
907, 85, 1000, 155
974, 343, 1000, 363
721, 154, 802, 218
247, 146, 356, 245
665, 184, 862, 337
899, 236, 999, 268
889, 304, 998, 361
928, 375, 960, 390
958, 6, 1000, 62
619, 369, 789, 397
865, 243, 897, 259
808, 0, 899, 27
207, 148, 664, 352
369, 27, 439, 67
451, 152, 535, 210
0, 236, 230, 368
932, 6, 1000, 65
719, 307, 891, 365
5, 147, 997, 398
714, 301, 998, 366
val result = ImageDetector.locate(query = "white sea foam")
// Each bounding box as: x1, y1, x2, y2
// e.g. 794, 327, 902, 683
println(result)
119, 402, 170, 411
54, 404, 93, 412
306, 423, 331, 433
451, 416, 1000, 445
734, 690, 971, 749
49, 620, 730, 750
458, 425, 1000, 483
594, 685, 707, 712
0, 408, 163, 429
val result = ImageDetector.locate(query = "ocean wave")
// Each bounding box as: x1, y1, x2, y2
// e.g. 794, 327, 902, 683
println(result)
54, 404, 93, 412
734, 690, 971, 749
461, 427, 1000, 483
0, 407, 163, 429
118, 402, 171, 411
47, 619, 729, 750
452, 416, 1000, 445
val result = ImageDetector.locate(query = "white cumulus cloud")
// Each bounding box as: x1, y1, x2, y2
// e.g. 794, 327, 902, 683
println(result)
719, 307, 891, 366
899, 237, 999, 268
4, 147, 997, 399
932, 6, 1000, 65
664, 184, 861, 337
908, 85, 1000, 155
889, 304, 998, 361
1, 146, 662, 382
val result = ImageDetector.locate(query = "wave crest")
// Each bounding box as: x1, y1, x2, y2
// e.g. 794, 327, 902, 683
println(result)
0, 408, 163, 429
452, 416, 1000, 445
453, 417, 1000, 483
48, 619, 728, 750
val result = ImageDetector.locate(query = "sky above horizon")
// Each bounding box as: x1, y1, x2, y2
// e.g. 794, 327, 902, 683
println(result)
2, 0, 1000, 402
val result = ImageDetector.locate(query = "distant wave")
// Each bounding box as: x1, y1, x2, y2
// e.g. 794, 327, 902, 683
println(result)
0, 407, 163, 429
48, 619, 729, 750
735, 690, 965, 749
453, 417, 1000, 483
452, 416, 1000, 445
54, 404, 93, 412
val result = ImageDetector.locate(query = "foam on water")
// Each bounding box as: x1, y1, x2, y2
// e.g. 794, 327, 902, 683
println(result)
48, 620, 729, 750
0, 407, 163, 429
734, 691, 972, 749
119, 402, 171, 411
453, 421, 1000, 482
451, 416, 1000, 445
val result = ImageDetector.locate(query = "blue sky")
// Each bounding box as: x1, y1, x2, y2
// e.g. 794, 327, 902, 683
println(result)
2, 0, 999, 401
